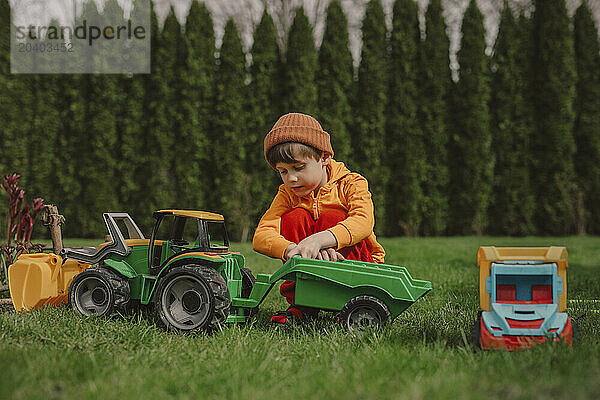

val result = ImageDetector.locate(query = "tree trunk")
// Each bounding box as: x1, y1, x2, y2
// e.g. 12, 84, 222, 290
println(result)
40, 205, 65, 255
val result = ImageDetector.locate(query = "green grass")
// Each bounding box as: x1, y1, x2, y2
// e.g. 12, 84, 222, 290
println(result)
1, 237, 599, 399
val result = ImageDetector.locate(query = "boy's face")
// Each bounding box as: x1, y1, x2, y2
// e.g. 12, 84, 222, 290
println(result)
275, 154, 330, 197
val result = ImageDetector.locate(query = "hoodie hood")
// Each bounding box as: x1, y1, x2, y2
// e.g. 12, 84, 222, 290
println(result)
325, 159, 351, 186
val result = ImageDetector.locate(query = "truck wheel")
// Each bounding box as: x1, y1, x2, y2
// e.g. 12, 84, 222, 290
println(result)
339, 295, 390, 332
471, 311, 482, 350
155, 265, 230, 333
68, 267, 130, 318
570, 317, 578, 344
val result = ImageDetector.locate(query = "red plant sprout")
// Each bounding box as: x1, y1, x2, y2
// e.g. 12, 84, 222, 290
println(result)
32, 198, 44, 214
18, 205, 32, 245
2, 174, 24, 248
27, 198, 44, 246
1, 174, 44, 283
2, 173, 21, 197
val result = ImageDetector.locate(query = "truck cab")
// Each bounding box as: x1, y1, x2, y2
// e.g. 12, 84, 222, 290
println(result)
475, 247, 573, 350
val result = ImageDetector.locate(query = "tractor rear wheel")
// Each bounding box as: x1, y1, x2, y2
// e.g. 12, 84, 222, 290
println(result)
338, 295, 390, 332
68, 267, 130, 318
155, 265, 230, 333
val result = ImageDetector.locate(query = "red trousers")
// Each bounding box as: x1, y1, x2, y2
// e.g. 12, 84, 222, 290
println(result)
279, 208, 374, 317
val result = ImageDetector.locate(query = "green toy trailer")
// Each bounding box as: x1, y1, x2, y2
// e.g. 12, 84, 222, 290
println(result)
60, 210, 431, 333
244, 257, 432, 330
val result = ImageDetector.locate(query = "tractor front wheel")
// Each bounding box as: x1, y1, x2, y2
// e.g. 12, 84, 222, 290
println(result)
155, 265, 230, 333
338, 295, 390, 332
68, 267, 130, 317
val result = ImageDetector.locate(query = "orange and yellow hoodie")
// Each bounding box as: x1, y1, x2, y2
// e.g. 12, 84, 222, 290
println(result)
252, 159, 385, 263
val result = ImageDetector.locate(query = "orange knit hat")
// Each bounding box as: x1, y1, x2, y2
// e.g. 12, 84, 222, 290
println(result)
264, 113, 334, 167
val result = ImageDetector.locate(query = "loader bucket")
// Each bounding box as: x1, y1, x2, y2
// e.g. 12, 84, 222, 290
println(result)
8, 253, 89, 311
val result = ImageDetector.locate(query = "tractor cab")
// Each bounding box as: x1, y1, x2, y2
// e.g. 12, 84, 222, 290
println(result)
148, 210, 230, 273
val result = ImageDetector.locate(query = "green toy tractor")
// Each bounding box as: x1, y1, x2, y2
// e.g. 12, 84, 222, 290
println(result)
65, 210, 247, 332
63, 210, 431, 333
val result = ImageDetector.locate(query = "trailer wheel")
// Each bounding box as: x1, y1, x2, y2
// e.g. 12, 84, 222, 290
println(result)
155, 265, 230, 333
69, 267, 130, 318
471, 311, 482, 350
339, 295, 390, 332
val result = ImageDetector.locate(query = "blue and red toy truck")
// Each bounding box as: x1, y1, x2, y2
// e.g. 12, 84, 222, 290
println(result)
472, 246, 573, 350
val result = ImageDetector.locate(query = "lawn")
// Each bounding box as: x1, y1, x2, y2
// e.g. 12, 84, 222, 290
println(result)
1, 236, 599, 399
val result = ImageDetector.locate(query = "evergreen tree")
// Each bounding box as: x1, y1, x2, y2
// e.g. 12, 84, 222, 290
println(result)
248, 9, 282, 229
53, 3, 103, 236
385, 0, 422, 236
53, 73, 83, 236
160, 9, 182, 203
177, 0, 215, 210
0, 0, 8, 75
131, 3, 174, 231
136, 7, 179, 228
448, 0, 492, 235
0, 0, 26, 180
118, 71, 145, 219
418, 0, 450, 236
0, 0, 10, 177
531, 0, 578, 234
75, 1, 122, 236
488, 2, 535, 235
116, 0, 150, 229
316, 0, 353, 163
52, 48, 84, 235
284, 7, 318, 115
25, 23, 62, 206
574, 2, 600, 234
160, 7, 191, 210
210, 20, 251, 241
0, 0, 26, 237
353, 0, 387, 230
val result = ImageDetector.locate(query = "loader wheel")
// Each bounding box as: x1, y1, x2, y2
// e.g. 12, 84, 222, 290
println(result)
338, 295, 390, 332
155, 265, 231, 333
69, 267, 130, 318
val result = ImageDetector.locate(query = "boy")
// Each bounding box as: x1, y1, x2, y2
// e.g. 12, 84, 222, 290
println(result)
252, 112, 385, 325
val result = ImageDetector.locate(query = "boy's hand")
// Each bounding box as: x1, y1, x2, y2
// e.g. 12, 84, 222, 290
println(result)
285, 231, 342, 261
317, 248, 345, 262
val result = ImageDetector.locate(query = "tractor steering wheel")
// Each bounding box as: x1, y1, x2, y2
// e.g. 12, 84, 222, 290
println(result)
170, 245, 188, 252
170, 240, 189, 253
